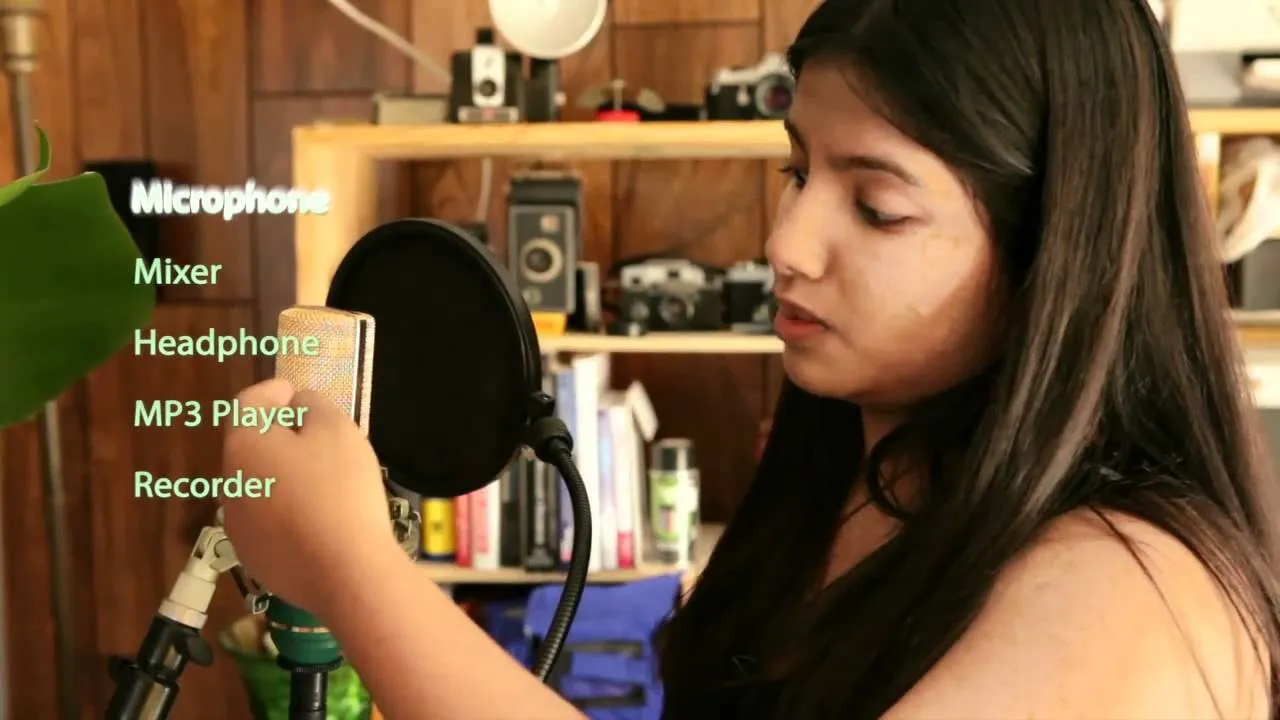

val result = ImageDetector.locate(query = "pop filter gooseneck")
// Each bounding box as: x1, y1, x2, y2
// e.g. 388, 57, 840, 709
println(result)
325, 218, 591, 683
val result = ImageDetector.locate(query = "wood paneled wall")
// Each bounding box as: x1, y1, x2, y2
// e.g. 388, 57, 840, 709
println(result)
0, 0, 817, 716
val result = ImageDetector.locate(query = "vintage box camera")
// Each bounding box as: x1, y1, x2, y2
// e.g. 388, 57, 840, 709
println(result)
618, 258, 724, 332
507, 172, 581, 315
704, 52, 795, 120
449, 28, 524, 123
723, 261, 776, 333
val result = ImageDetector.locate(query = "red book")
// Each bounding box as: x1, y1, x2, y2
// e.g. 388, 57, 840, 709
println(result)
454, 495, 472, 567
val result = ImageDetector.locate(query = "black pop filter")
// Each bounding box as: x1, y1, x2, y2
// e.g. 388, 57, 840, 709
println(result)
326, 218, 543, 498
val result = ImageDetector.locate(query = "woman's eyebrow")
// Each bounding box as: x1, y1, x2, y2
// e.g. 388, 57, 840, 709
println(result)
783, 118, 921, 186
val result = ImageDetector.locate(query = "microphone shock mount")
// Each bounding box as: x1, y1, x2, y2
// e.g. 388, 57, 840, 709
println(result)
105, 520, 267, 719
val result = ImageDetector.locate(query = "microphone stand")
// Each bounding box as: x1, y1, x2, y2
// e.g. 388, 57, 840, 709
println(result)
265, 495, 419, 720
105, 514, 269, 719
1, 4, 79, 720
105, 502, 421, 720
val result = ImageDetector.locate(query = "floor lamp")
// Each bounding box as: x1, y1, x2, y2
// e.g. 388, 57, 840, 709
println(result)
1, 2, 78, 719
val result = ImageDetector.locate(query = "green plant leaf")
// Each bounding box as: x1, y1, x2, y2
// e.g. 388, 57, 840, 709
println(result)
0, 127, 51, 209
0, 134, 156, 427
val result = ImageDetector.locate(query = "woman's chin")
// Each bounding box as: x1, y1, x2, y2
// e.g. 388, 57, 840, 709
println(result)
782, 350, 864, 400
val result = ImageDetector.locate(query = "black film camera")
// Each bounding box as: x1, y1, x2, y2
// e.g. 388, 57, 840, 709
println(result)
723, 261, 776, 334
704, 52, 795, 120
618, 258, 724, 332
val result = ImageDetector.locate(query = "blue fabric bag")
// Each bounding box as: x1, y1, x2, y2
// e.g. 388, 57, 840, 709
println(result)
525, 574, 682, 720
480, 597, 533, 667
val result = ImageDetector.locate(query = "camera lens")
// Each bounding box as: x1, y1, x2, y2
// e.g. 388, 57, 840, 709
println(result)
478, 79, 498, 97
519, 238, 563, 284
525, 247, 553, 274
627, 301, 651, 322
657, 295, 692, 326
755, 75, 795, 119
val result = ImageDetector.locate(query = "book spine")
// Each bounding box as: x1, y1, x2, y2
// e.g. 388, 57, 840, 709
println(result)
555, 367, 577, 567
498, 460, 523, 567
471, 480, 501, 570
597, 407, 619, 570
610, 407, 638, 569
522, 456, 557, 571
570, 354, 605, 572
541, 458, 562, 569
454, 494, 473, 567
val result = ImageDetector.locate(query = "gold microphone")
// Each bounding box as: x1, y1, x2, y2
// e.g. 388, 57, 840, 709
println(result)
274, 306, 376, 432
272, 306, 418, 555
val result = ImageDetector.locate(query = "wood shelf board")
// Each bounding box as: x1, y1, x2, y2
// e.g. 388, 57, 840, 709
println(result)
422, 525, 724, 588
293, 121, 790, 161
532, 328, 1280, 408
1188, 108, 1280, 136
537, 324, 1277, 355
418, 561, 685, 586
538, 331, 783, 354
1237, 313, 1280, 336
292, 110, 1280, 162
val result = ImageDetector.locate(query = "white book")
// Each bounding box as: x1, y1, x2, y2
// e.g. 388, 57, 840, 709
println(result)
570, 353, 606, 572
597, 404, 619, 570
606, 401, 639, 568
470, 478, 502, 570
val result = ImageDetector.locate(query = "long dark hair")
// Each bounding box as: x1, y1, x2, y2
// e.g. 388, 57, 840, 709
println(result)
658, 0, 1280, 717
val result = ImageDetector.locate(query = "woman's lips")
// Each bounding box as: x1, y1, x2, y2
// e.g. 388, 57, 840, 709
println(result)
773, 301, 828, 342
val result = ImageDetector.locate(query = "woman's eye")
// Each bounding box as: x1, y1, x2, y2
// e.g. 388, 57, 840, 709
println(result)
857, 202, 909, 228
778, 165, 808, 189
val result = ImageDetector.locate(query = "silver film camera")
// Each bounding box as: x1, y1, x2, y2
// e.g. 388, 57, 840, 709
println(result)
704, 52, 795, 120
618, 258, 725, 332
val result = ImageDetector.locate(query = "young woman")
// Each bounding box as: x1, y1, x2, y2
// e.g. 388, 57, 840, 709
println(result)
221, 0, 1280, 717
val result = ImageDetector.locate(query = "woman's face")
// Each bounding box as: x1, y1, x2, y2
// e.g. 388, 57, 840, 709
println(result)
767, 58, 1005, 409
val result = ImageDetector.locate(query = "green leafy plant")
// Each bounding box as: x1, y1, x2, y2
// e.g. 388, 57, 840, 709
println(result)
0, 128, 156, 427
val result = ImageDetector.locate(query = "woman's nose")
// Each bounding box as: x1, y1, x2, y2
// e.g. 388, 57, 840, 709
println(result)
765, 191, 828, 280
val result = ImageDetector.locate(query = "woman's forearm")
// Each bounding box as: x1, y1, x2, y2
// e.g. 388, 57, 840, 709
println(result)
320, 549, 584, 720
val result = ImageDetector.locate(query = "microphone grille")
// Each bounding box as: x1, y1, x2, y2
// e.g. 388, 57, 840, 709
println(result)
275, 306, 375, 433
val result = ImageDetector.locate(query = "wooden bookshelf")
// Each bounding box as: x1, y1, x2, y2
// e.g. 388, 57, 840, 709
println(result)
420, 524, 723, 590
535, 328, 1280, 409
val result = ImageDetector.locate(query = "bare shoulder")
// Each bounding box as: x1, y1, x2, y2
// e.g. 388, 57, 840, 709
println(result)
886, 509, 1271, 720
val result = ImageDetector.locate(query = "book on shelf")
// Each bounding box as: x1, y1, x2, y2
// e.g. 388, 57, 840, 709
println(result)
444, 353, 660, 575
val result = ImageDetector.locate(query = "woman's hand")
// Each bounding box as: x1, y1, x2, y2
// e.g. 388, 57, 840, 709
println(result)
218, 381, 585, 720
219, 378, 405, 613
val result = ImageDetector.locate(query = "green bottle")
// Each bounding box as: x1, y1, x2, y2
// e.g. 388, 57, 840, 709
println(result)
649, 438, 699, 567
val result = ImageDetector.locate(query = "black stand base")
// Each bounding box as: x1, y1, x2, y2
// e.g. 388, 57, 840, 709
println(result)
279, 657, 343, 720
105, 616, 214, 720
